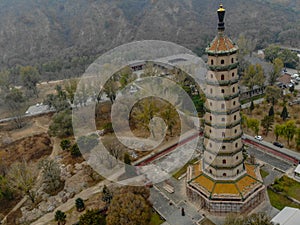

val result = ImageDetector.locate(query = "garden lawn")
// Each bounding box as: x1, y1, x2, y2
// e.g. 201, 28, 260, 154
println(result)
267, 188, 300, 210
149, 212, 165, 225
173, 158, 198, 179
260, 169, 269, 178
273, 175, 300, 201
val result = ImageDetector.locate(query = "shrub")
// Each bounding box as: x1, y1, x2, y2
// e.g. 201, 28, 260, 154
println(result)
48, 110, 73, 138
273, 184, 283, 192
103, 122, 113, 134
79, 209, 106, 225
39, 159, 62, 195
71, 143, 82, 157
55, 210, 66, 225
60, 139, 71, 151
75, 198, 85, 212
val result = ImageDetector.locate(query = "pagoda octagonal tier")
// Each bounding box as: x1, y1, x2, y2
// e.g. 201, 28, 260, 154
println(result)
186, 4, 265, 214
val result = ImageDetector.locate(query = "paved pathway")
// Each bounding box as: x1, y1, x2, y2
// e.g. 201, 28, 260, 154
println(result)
259, 164, 283, 186
150, 178, 203, 225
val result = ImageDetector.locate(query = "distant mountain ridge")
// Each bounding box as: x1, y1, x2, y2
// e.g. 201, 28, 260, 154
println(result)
0, 0, 299, 78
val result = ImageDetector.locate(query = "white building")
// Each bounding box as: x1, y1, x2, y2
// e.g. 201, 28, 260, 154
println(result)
294, 164, 300, 179
271, 207, 300, 225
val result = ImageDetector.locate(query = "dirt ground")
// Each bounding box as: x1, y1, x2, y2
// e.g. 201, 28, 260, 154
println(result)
0, 113, 54, 165
0, 113, 52, 142
0, 114, 54, 219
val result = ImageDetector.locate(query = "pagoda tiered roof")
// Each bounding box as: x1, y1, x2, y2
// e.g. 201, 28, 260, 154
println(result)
188, 162, 263, 200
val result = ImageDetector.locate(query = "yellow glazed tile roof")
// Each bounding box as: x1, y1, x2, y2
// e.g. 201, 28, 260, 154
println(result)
213, 183, 239, 195
245, 164, 257, 178
188, 162, 263, 199
193, 164, 202, 177
194, 175, 215, 192
236, 176, 257, 194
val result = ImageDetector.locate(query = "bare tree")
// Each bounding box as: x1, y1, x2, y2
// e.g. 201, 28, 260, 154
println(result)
39, 159, 62, 195
5, 88, 27, 129
7, 161, 37, 203
64, 79, 78, 105
20, 66, 40, 98
106, 140, 124, 160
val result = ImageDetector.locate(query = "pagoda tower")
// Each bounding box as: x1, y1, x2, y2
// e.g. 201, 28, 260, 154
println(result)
186, 4, 265, 214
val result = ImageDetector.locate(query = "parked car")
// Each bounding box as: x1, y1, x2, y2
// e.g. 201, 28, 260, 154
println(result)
296, 77, 300, 82
277, 82, 287, 89
289, 99, 300, 106
291, 79, 298, 85
273, 142, 284, 148
291, 73, 299, 79
254, 135, 263, 141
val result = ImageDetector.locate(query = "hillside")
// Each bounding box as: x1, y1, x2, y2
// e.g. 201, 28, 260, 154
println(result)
0, 0, 299, 80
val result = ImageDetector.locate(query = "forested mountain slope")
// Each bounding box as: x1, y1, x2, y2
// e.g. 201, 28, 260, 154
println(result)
0, 0, 299, 79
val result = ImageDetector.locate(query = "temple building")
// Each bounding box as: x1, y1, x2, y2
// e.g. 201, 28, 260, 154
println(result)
186, 4, 265, 214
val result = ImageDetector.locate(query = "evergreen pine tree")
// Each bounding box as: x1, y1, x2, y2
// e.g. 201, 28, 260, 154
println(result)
250, 101, 255, 113
102, 185, 113, 204
60, 139, 71, 151
75, 198, 85, 212
268, 106, 274, 117
281, 106, 289, 121
55, 210, 66, 225
124, 152, 131, 165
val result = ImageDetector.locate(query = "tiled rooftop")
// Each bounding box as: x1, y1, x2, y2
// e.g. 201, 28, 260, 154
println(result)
236, 176, 257, 194
245, 164, 257, 178
194, 174, 215, 192
213, 183, 239, 195
207, 35, 237, 53
188, 163, 262, 199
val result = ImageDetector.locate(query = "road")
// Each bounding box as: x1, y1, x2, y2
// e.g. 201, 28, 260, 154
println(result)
243, 134, 300, 164
243, 134, 297, 187
247, 147, 292, 171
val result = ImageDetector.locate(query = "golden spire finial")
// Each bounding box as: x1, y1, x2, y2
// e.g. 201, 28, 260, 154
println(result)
217, 3, 225, 12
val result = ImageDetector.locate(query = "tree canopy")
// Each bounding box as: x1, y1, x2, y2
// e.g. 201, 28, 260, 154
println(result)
48, 110, 73, 138
242, 64, 265, 91
106, 192, 151, 225
265, 86, 282, 105
282, 120, 297, 146
39, 159, 62, 195
269, 58, 284, 85
79, 209, 106, 225
224, 212, 273, 225
4, 88, 27, 128
261, 115, 274, 136
7, 161, 37, 203
20, 66, 40, 97
265, 45, 299, 69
